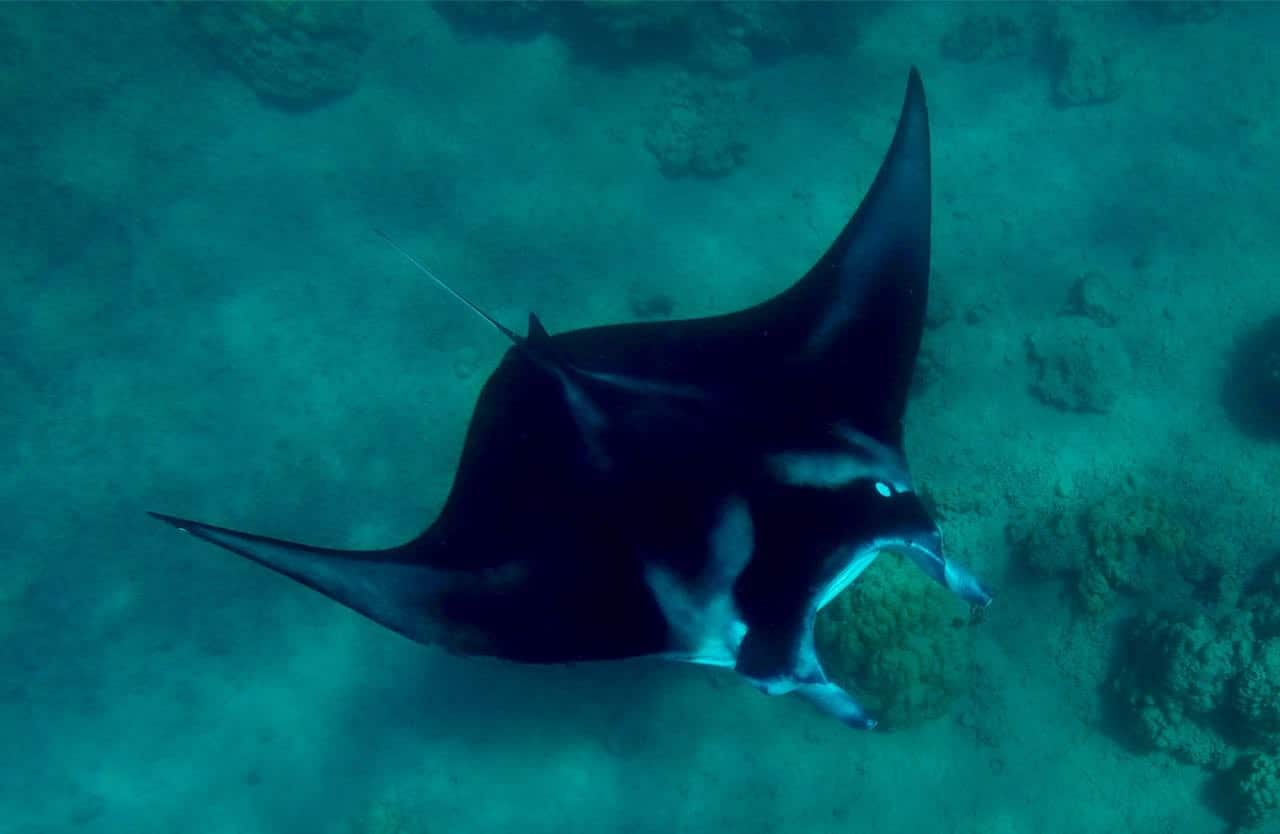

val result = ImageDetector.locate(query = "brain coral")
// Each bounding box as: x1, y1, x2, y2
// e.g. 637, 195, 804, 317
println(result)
814, 552, 975, 728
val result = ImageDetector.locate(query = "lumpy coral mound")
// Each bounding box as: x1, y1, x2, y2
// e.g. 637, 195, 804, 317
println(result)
190, 2, 370, 109
1109, 565, 1280, 828
1110, 609, 1249, 768
1234, 638, 1280, 742
1008, 481, 1188, 616
644, 74, 749, 179
1024, 318, 1130, 414
435, 2, 865, 78
814, 552, 976, 729
1227, 752, 1280, 829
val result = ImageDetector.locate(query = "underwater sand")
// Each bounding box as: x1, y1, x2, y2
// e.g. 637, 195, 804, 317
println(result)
3, 4, 1279, 834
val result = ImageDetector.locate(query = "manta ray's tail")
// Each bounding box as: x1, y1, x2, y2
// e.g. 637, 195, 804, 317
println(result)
374, 230, 584, 380
148, 512, 463, 648
373, 229, 524, 345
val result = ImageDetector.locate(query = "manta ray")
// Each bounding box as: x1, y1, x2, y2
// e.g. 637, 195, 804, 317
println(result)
151, 68, 991, 729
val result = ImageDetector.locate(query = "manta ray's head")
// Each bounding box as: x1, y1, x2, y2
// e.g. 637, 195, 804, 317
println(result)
815, 476, 992, 612
731, 431, 992, 728
812, 479, 939, 607
765, 426, 992, 615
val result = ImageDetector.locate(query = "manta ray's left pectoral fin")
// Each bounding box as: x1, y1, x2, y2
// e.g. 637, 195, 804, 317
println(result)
794, 678, 878, 730
147, 511, 463, 648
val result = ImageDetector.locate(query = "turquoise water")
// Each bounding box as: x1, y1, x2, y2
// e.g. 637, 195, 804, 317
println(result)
4, 3, 1280, 833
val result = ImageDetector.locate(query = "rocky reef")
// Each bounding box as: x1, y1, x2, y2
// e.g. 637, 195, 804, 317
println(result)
1046, 7, 1123, 108
1023, 270, 1132, 416
436, 2, 865, 79
189, 2, 370, 109
1107, 553, 1280, 829
644, 74, 749, 179
1025, 319, 1131, 414
1226, 752, 1280, 829
1009, 480, 1188, 615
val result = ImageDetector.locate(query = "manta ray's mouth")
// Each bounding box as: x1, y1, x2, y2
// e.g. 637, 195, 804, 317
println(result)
811, 548, 984, 729
814, 544, 884, 611
814, 531, 992, 615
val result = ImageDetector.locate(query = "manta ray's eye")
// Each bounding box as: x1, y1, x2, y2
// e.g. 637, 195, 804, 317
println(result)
874, 481, 892, 498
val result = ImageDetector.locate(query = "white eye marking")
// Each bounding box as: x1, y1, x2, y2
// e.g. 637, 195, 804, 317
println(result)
767, 452, 869, 488
874, 481, 892, 498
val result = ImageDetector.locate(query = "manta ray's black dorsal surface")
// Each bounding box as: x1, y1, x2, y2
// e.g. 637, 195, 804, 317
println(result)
151, 68, 992, 729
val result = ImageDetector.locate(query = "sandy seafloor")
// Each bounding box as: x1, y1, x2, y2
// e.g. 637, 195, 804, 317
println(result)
3, 3, 1280, 834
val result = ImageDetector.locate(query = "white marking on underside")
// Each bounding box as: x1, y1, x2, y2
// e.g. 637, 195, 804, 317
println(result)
556, 371, 610, 468
767, 424, 917, 491
767, 451, 883, 488
578, 368, 707, 400
647, 496, 752, 668
833, 423, 913, 492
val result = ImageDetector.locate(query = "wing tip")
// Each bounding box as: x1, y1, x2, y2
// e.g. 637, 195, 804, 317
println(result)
907, 66, 924, 92
147, 510, 187, 530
